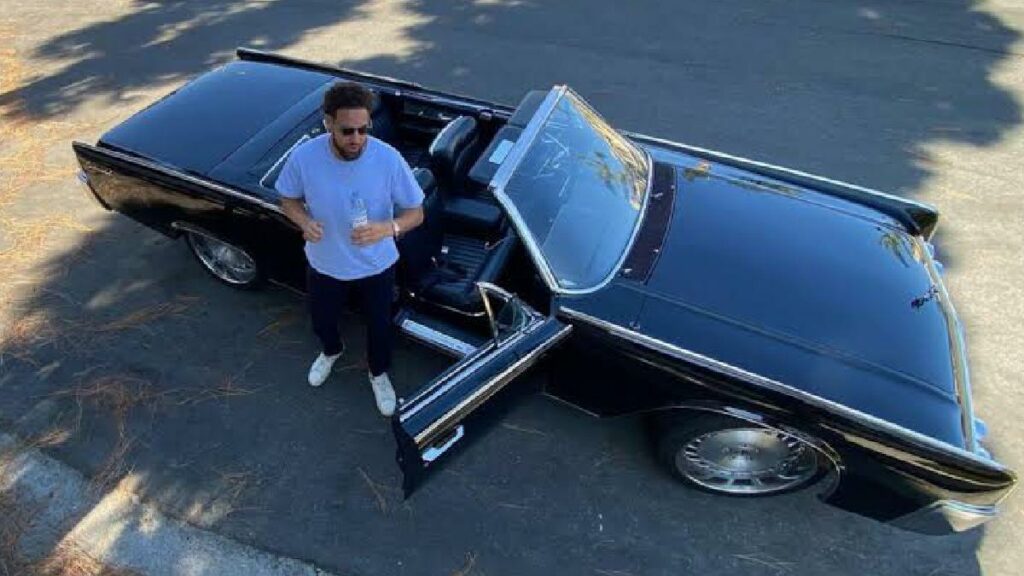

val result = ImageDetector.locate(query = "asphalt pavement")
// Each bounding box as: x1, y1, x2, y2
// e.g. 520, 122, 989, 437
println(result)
1, 1, 1022, 575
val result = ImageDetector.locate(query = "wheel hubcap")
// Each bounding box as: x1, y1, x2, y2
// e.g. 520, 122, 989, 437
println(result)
676, 427, 818, 495
190, 233, 256, 284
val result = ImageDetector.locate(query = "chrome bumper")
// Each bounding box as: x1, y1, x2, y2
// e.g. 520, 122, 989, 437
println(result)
891, 500, 999, 534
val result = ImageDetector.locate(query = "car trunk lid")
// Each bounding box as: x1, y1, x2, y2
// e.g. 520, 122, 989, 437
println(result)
100, 60, 332, 175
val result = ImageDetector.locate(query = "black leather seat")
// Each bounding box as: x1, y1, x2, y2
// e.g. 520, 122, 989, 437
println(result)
369, 92, 398, 144
429, 115, 482, 196
427, 115, 507, 236
398, 166, 516, 315
415, 228, 517, 314
443, 196, 503, 236
397, 168, 441, 283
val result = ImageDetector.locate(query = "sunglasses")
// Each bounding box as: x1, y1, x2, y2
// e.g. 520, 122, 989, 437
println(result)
337, 123, 371, 136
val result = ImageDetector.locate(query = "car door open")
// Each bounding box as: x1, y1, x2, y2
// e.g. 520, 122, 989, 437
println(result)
392, 283, 571, 496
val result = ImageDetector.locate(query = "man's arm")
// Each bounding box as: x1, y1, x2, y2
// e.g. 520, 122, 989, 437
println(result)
350, 206, 423, 247
394, 205, 424, 235
281, 197, 324, 242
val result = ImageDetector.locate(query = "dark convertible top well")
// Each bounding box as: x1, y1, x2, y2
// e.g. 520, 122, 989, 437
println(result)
100, 61, 332, 174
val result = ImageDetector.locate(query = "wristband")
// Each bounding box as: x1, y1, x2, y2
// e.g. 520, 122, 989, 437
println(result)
391, 219, 401, 237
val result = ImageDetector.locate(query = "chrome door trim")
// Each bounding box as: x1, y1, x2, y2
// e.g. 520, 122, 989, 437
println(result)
399, 325, 534, 422
558, 307, 1007, 471
414, 322, 573, 446
422, 425, 465, 462
398, 316, 477, 358
73, 141, 285, 216
259, 134, 311, 189
400, 289, 551, 421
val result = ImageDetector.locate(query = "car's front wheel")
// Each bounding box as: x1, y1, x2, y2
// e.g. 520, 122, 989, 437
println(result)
656, 414, 824, 496
185, 230, 263, 289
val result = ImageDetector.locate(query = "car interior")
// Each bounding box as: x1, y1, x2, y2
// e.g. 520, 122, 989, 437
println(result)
381, 90, 548, 321
396, 115, 518, 317
256, 86, 551, 339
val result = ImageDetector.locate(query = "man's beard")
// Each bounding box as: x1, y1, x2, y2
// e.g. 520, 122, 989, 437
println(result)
332, 134, 365, 161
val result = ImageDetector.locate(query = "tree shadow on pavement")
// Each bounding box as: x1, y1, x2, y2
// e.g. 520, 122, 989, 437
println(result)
0, 0, 366, 121
1, 0, 1020, 575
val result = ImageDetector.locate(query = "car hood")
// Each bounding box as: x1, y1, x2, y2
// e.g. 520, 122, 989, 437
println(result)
604, 148, 969, 446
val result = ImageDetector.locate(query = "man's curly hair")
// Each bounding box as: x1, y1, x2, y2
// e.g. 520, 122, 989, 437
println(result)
323, 81, 374, 118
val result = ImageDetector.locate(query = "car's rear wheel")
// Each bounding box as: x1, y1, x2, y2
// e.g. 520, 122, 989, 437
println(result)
656, 414, 823, 496
185, 231, 262, 288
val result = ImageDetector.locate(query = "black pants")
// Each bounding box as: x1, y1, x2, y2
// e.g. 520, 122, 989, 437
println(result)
307, 265, 394, 377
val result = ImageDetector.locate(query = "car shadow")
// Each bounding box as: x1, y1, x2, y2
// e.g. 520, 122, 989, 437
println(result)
1, 0, 1020, 575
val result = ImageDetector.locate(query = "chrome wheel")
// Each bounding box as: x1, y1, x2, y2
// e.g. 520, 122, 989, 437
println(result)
187, 232, 258, 285
675, 426, 819, 495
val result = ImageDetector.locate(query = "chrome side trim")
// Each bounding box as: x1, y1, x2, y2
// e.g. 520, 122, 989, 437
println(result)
399, 317, 477, 358
915, 235, 977, 454
624, 133, 939, 220
258, 134, 310, 189
73, 141, 284, 215
890, 499, 998, 534
558, 307, 1008, 470
414, 323, 572, 446
399, 325, 535, 422
400, 339, 497, 411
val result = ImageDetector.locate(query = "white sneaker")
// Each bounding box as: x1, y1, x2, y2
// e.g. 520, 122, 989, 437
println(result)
369, 372, 397, 417
308, 352, 341, 387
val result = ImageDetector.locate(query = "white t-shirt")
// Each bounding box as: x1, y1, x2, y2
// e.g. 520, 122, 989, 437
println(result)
276, 135, 424, 280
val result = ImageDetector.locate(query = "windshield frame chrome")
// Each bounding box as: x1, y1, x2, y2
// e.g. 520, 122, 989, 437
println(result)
489, 86, 653, 295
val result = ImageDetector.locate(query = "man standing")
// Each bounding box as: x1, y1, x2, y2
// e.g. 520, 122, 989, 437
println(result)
277, 82, 424, 417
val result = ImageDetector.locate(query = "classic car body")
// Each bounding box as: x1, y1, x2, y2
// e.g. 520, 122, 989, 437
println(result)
72, 48, 1016, 535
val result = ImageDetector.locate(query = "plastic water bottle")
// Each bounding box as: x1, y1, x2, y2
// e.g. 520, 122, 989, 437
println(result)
351, 193, 368, 229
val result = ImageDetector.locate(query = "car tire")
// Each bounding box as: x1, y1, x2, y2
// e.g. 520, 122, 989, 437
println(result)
185, 230, 264, 289
655, 413, 825, 497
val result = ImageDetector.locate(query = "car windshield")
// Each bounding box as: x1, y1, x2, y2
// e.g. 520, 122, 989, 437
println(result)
499, 89, 649, 291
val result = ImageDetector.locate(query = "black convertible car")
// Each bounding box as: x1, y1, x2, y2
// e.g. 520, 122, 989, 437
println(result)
73, 49, 1015, 534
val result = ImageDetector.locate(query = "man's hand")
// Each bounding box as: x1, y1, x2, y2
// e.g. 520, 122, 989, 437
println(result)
302, 220, 325, 242
350, 221, 393, 246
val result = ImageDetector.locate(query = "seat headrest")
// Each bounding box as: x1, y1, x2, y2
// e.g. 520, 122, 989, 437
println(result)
428, 116, 478, 165
412, 167, 436, 195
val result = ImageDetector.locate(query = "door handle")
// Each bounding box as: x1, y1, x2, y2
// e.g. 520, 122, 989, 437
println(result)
422, 425, 464, 463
